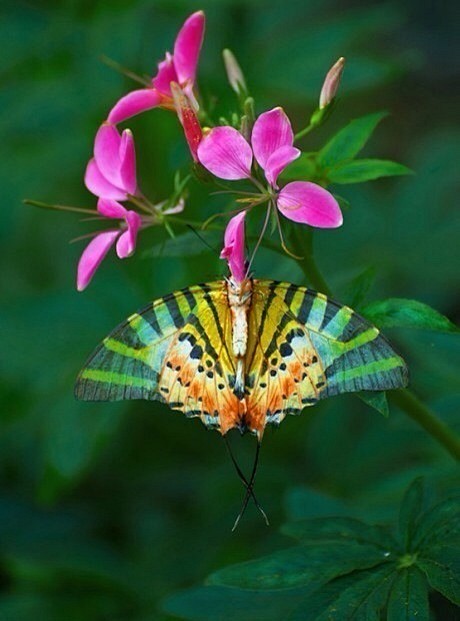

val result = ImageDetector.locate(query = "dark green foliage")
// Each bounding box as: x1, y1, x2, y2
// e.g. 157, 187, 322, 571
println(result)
164, 480, 460, 620
1, 0, 459, 619
362, 299, 459, 333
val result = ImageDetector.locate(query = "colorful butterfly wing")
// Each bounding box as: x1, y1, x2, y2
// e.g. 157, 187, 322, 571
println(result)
75, 282, 242, 432
245, 280, 408, 432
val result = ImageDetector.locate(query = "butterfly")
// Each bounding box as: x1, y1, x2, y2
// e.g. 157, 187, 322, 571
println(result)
75, 277, 408, 526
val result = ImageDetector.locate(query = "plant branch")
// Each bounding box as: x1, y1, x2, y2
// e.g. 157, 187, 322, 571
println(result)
289, 226, 460, 461
389, 389, 460, 461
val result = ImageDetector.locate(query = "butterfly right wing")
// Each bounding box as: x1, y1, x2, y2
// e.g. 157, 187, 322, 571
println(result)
245, 280, 408, 433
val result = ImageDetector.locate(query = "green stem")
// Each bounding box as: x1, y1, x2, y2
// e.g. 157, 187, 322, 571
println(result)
294, 123, 316, 141
389, 390, 460, 460
291, 227, 332, 296
290, 227, 460, 461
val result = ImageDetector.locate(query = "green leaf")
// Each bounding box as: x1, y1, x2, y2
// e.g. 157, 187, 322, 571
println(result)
417, 545, 460, 605
281, 516, 395, 551
287, 565, 396, 621
206, 542, 388, 591
387, 567, 429, 621
282, 153, 317, 181
358, 391, 390, 417
345, 266, 377, 308
413, 495, 460, 551
317, 112, 388, 168
361, 298, 459, 333
162, 586, 308, 621
399, 478, 432, 551
326, 159, 412, 184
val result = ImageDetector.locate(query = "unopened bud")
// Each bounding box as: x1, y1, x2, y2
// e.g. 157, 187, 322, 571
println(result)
223, 49, 247, 96
319, 57, 345, 109
171, 82, 203, 161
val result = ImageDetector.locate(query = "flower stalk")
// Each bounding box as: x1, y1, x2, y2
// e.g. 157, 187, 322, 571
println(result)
290, 228, 460, 461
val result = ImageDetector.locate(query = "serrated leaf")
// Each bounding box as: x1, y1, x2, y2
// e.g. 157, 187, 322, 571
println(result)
399, 478, 432, 551
287, 565, 396, 621
417, 545, 460, 605
361, 298, 459, 333
326, 159, 412, 184
386, 567, 429, 621
413, 495, 460, 551
206, 542, 388, 591
317, 112, 388, 168
358, 391, 389, 417
162, 586, 308, 621
281, 517, 395, 551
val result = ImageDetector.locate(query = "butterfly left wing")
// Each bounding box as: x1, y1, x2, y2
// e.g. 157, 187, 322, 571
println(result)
244, 280, 408, 434
75, 282, 243, 433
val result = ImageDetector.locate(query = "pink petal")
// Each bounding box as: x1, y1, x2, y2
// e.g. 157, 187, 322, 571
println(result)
220, 211, 246, 283
116, 210, 142, 258
76, 230, 119, 291
84, 159, 127, 201
152, 53, 178, 96
251, 107, 294, 173
277, 181, 343, 228
107, 88, 162, 124
119, 129, 137, 195
197, 127, 252, 180
173, 11, 205, 86
264, 145, 300, 187
97, 198, 126, 219
94, 124, 122, 188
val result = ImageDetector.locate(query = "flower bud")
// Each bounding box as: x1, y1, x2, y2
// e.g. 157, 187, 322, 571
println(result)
319, 57, 345, 109
171, 82, 203, 161
223, 49, 247, 97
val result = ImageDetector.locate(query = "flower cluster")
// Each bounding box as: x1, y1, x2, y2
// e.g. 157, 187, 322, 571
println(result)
31, 10, 346, 290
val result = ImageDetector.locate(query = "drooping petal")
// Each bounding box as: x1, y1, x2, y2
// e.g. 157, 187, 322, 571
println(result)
119, 129, 137, 195
264, 145, 300, 187
220, 211, 246, 283
173, 11, 205, 85
94, 123, 122, 188
277, 181, 343, 228
116, 210, 142, 258
171, 82, 202, 160
84, 159, 127, 200
152, 53, 178, 96
97, 198, 127, 219
251, 107, 294, 173
107, 88, 162, 124
197, 127, 252, 180
76, 230, 119, 291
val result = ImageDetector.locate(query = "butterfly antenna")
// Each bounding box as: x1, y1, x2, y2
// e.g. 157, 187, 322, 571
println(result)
186, 224, 220, 257
232, 437, 264, 531
224, 436, 269, 527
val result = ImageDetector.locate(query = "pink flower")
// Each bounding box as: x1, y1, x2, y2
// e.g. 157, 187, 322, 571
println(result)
77, 199, 142, 291
197, 107, 343, 228
108, 11, 205, 124
220, 211, 246, 283
85, 124, 137, 201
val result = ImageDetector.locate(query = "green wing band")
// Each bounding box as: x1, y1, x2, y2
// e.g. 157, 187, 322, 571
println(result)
75, 285, 207, 401
264, 281, 409, 397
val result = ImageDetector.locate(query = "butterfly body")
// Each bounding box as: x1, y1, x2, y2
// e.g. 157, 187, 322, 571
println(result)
75, 279, 408, 437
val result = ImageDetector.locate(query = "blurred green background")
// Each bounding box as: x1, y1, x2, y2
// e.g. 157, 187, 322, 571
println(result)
1, 0, 459, 619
